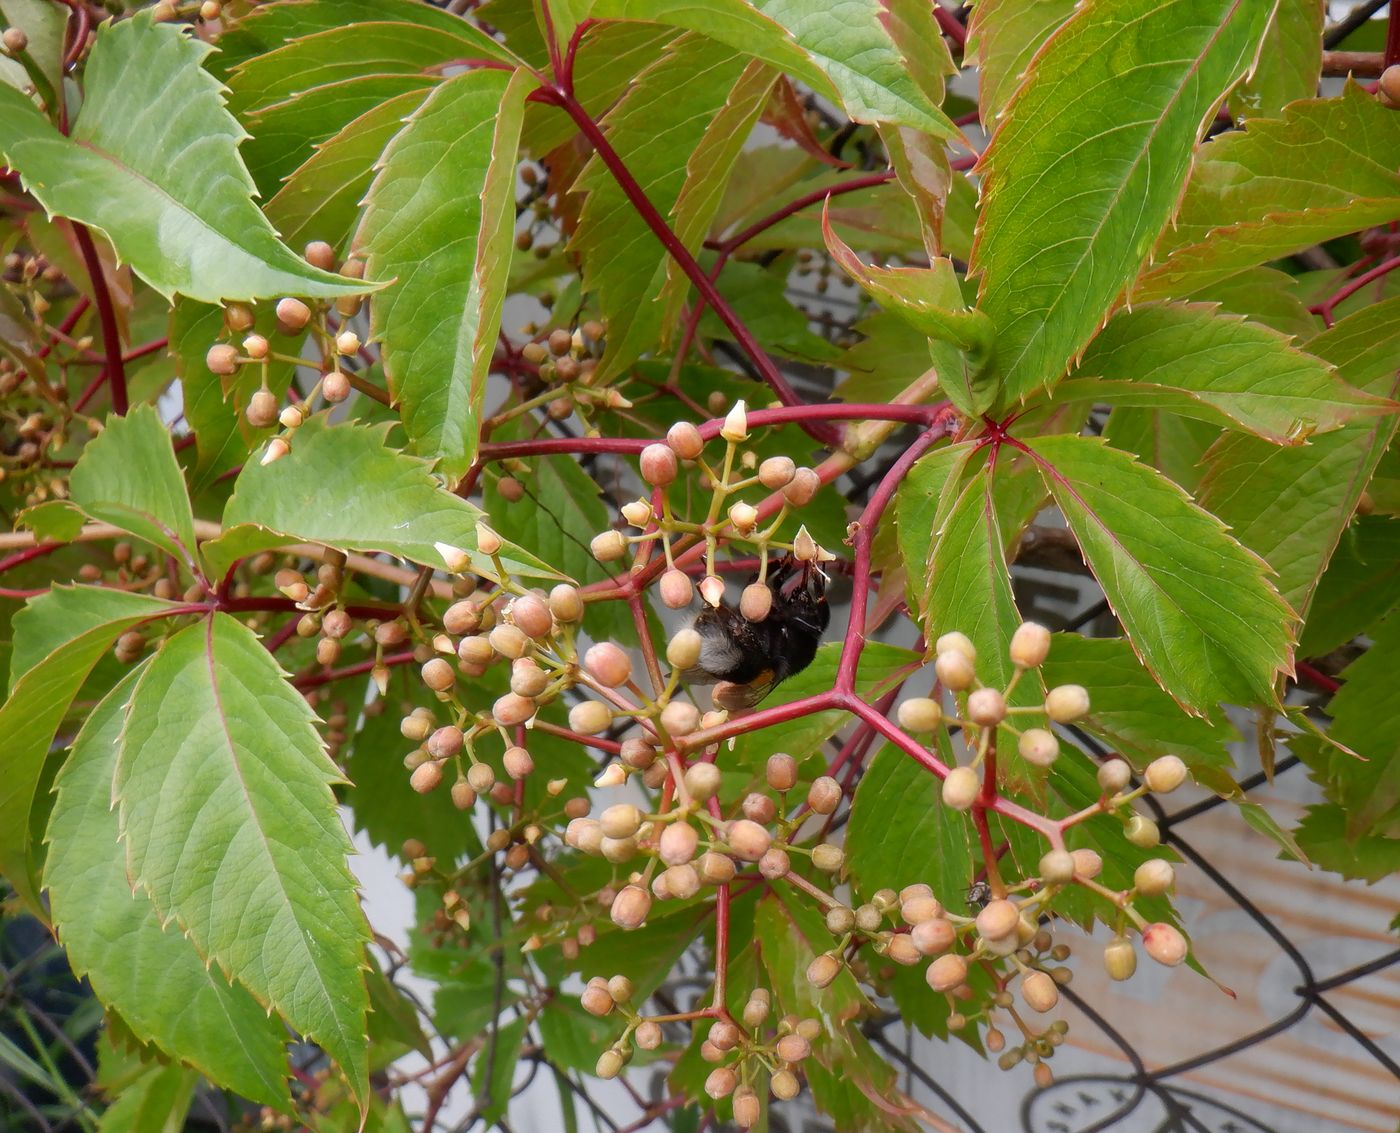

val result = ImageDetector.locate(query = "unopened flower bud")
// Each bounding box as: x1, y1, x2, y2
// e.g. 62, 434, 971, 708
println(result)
1045, 684, 1090, 723
410, 761, 443, 794
807, 952, 841, 988
1125, 814, 1160, 848
548, 583, 584, 623
1009, 621, 1051, 668
585, 641, 632, 687
942, 766, 980, 810
1097, 758, 1133, 793
1104, 935, 1137, 980
898, 697, 942, 732
784, 467, 820, 506
684, 762, 721, 801
569, 700, 611, 735
1071, 848, 1102, 879
246, 388, 279, 428
1021, 970, 1059, 1013
976, 899, 1020, 942
728, 501, 758, 531
1134, 858, 1175, 896
640, 442, 678, 486
1039, 849, 1076, 884
206, 344, 239, 375
699, 574, 725, 607
807, 776, 841, 815
926, 953, 968, 991
610, 885, 651, 929
766, 752, 798, 791
721, 399, 748, 442
275, 296, 311, 332
475, 523, 502, 555
911, 916, 956, 955
659, 569, 693, 608
620, 498, 652, 527
811, 843, 844, 872
934, 650, 976, 691
726, 819, 771, 861
591, 530, 627, 562
1144, 755, 1187, 793
739, 582, 772, 621
1019, 728, 1059, 767
660, 699, 700, 735
1142, 922, 1188, 966
967, 687, 1006, 726
666, 421, 704, 459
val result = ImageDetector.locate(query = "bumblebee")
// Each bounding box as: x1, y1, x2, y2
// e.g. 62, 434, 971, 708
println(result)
683, 555, 830, 709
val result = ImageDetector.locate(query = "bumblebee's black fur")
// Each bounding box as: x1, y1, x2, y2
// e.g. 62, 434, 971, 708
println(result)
684, 556, 829, 704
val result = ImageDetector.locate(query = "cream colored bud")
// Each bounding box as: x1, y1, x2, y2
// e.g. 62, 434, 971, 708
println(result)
1134, 858, 1175, 896
926, 953, 968, 991
659, 569, 693, 608
740, 582, 772, 621
610, 885, 651, 929
434, 542, 471, 573
934, 650, 976, 691
699, 574, 725, 607
967, 687, 1007, 727
1009, 621, 1052, 668
666, 421, 704, 459
976, 899, 1020, 942
898, 697, 942, 732
941, 766, 980, 811
935, 631, 976, 660
1144, 755, 1187, 793
1039, 849, 1076, 884
1019, 728, 1060, 767
569, 700, 611, 735
728, 501, 758, 531
335, 330, 360, 355
720, 399, 749, 442
640, 442, 678, 486
1097, 758, 1133, 793
591, 530, 627, 562
475, 523, 502, 555
1071, 848, 1102, 879
1044, 684, 1090, 723
621, 498, 652, 527
1021, 970, 1059, 1013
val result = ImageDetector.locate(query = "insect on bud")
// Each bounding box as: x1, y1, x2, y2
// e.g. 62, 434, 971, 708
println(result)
246, 389, 279, 428
1019, 728, 1060, 767
898, 697, 942, 732
720, 399, 749, 442
941, 766, 980, 811
1144, 755, 1187, 793
926, 953, 968, 991
591, 530, 627, 562
666, 627, 702, 670
1009, 621, 1052, 668
659, 568, 693, 608
1044, 684, 1090, 723
699, 574, 725, 607
206, 344, 239, 375
275, 296, 311, 332
934, 649, 976, 692
739, 582, 772, 621
666, 421, 704, 459
1134, 858, 1175, 896
1142, 922, 1188, 967
639, 442, 678, 486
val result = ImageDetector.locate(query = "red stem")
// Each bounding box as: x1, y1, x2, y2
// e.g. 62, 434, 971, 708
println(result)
36, 296, 89, 360
0, 541, 65, 576
71, 223, 127, 415
1387, 0, 1400, 66
933, 4, 969, 48
1296, 660, 1341, 694
1311, 253, 1400, 326
534, 84, 840, 447
707, 170, 897, 254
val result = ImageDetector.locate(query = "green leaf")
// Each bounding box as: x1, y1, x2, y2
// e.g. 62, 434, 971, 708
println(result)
114, 614, 370, 1102
1299, 518, 1400, 657
1184, 265, 1319, 340
1308, 615, 1400, 840
1055, 303, 1392, 443
1100, 407, 1219, 493
589, 0, 957, 140
1293, 803, 1400, 884
0, 0, 66, 101
971, 0, 1272, 403
967, 0, 1077, 124
1228, 0, 1321, 120
205, 416, 559, 581
45, 671, 291, 1107
469, 1016, 528, 1125
656, 59, 777, 335
847, 742, 975, 905
571, 34, 755, 377
227, 19, 514, 115
265, 89, 431, 255
96, 1060, 196, 1133
68, 405, 198, 569
0, 586, 180, 913
240, 74, 439, 201
1027, 433, 1294, 714
0, 14, 369, 303
365, 958, 432, 1065
695, 260, 841, 365
357, 67, 532, 479
1197, 297, 1400, 622
1138, 84, 1400, 299
1039, 634, 1238, 772
16, 499, 87, 544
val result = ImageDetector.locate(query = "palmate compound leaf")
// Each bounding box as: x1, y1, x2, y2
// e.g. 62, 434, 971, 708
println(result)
114, 613, 371, 1104
1197, 296, 1400, 624
1053, 302, 1395, 444
1026, 433, 1295, 715
67, 405, 199, 571
587, 0, 957, 141
1137, 83, 1400, 300
970, 0, 1273, 405
44, 670, 291, 1109
0, 13, 369, 304
0, 586, 181, 915
356, 67, 533, 480
202, 416, 561, 582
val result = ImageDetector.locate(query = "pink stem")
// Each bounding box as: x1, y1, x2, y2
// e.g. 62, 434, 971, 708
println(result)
1311, 253, 1400, 326
72, 223, 126, 415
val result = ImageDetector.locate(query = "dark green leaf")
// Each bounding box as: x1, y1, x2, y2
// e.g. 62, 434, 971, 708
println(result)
1028, 433, 1294, 714
45, 670, 291, 1107
1228, 0, 1322, 120
358, 67, 533, 479
0, 14, 369, 302
1299, 517, 1400, 657
1293, 803, 1400, 884
1100, 407, 1219, 494
115, 614, 370, 1102
972, 0, 1272, 402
